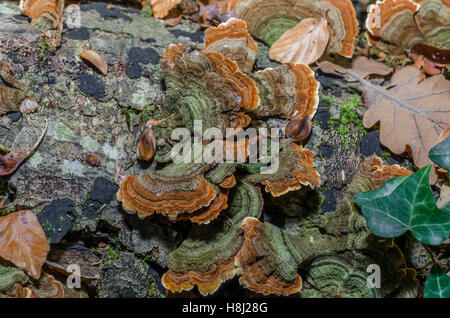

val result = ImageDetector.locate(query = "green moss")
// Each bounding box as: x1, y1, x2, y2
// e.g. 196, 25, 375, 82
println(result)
37, 38, 53, 61
137, 252, 152, 262
319, 96, 335, 108
327, 94, 367, 147
104, 246, 120, 262
71, 221, 79, 231
42, 219, 54, 232
147, 280, 164, 298
120, 109, 139, 128
381, 151, 391, 162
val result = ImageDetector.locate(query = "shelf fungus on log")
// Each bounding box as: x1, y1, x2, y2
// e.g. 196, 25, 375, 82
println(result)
0, 120, 47, 177
20, 0, 64, 49
251, 63, 319, 119
119, 20, 320, 223
151, 43, 259, 161
175, 186, 229, 224
235, 0, 358, 59
202, 18, 259, 72
162, 181, 263, 296
234, 156, 418, 297
202, 18, 320, 119
236, 217, 303, 296
366, 0, 450, 53
244, 141, 320, 197
150, 0, 184, 18
1, 273, 64, 298
117, 163, 218, 222
299, 245, 414, 298
0, 264, 29, 293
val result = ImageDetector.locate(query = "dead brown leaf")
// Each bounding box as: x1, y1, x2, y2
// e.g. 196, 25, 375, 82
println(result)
80, 50, 108, 75
410, 52, 448, 76
269, 17, 330, 66
351, 56, 393, 81
438, 124, 450, 144
317, 56, 393, 82
0, 120, 47, 176
0, 210, 50, 280
356, 66, 450, 181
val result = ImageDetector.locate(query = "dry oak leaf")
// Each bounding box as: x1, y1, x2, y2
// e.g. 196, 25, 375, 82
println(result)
151, 0, 183, 18
0, 211, 50, 280
360, 66, 450, 181
269, 17, 330, 66
317, 56, 393, 82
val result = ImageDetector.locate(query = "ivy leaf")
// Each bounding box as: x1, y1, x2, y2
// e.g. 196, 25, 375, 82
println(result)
424, 264, 450, 298
429, 137, 450, 172
355, 165, 450, 245
354, 175, 408, 206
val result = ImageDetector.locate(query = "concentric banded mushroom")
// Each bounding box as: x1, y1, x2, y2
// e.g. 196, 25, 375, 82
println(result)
162, 181, 262, 295
235, 0, 358, 58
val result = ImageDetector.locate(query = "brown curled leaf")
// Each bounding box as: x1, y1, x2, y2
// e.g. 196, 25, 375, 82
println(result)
80, 50, 108, 75
0, 63, 38, 116
438, 124, 450, 144
0, 120, 47, 176
0, 210, 50, 280
317, 56, 393, 82
285, 115, 313, 143
269, 17, 330, 66
137, 126, 156, 161
410, 43, 450, 65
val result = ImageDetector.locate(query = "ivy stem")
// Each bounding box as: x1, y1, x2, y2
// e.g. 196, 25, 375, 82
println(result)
422, 243, 437, 265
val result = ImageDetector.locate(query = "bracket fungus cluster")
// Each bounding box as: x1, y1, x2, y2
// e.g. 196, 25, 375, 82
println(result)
115, 18, 329, 295
118, 18, 321, 225
114, 14, 422, 297
162, 180, 262, 295
160, 157, 419, 296
366, 0, 450, 55
234, 0, 359, 64
149, 0, 359, 65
